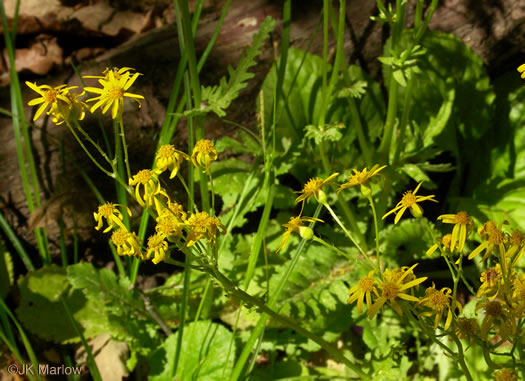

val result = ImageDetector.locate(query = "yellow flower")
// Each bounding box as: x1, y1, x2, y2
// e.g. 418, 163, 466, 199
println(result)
368, 264, 427, 318
426, 234, 452, 257
93, 202, 131, 233
83, 66, 135, 81
111, 228, 142, 258
475, 299, 516, 341
154, 144, 189, 178
156, 207, 184, 239
48, 88, 88, 125
338, 164, 386, 196
145, 234, 168, 264
477, 264, 503, 299
517, 63, 525, 79
185, 212, 226, 247
276, 215, 323, 252
84, 67, 144, 119
468, 222, 507, 262
494, 368, 518, 381
418, 283, 461, 330
454, 317, 479, 341
26, 82, 77, 122
382, 182, 438, 224
191, 139, 218, 172
347, 270, 379, 313
128, 169, 167, 209
295, 173, 338, 206
437, 211, 473, 253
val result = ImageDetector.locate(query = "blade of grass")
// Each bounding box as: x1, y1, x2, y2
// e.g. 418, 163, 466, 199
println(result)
0, 213, 34, 272
0, 298, 40, 381
60, 298, 102, 381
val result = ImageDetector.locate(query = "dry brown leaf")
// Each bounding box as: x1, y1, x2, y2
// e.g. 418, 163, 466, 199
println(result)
10, 36, 63, 75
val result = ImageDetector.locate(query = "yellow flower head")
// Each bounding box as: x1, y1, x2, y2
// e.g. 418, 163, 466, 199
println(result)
93, 202, 131, 233
191, 139, 218, 172
468, 222, 507, 262
26, 82, 78, 122
517, 63, 525, 79
477, 264, 503, 299
111, 228, 142, 258
128, 169, 167, 209
454, 317, 479, 341
475, 299, 516, 341
368, 264, 427, 319
437, 211, 474, 253
84, 67, 144, 119
347, 270, 379, 313
48, 88, 89, 125
145, 233, 168, 264
494, 368, 518, 381
295, 173, 338, 207
185, 212, 226, 247
156, 209, 184, 239
154, 144, 189, 179
338, 164, 386, 196
277, 215, 323, 252
418, 283, 462, 330
382, 182, 438, 224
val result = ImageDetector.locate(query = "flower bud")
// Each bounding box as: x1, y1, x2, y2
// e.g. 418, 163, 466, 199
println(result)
360, 183, 372, 197
298, 226, 314, 241
315, 189, 327, 205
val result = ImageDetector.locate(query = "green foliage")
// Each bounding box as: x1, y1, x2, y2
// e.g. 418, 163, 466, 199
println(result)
67, 263, 160, 355
16, 264, 107, 343
148, 320, 235, 381
200, 16, 276, 117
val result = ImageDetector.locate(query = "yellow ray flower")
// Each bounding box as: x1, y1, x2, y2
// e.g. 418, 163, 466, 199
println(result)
191, 139, 218, 172
111, 228, 142, 258
128, 169, 167, 209
338, 164, 386, 196
295, 173, 338, 207
494, 368, 518, 381
454, 317, 479, 342
368, 264, 427, 319
347, 270, 379, 313
476, 264, 503, 299
26, 82, 77, 122
476, 299, 516, 341
145, 234, 168, 264
468, 222, 507, 262
154, 144, 189, 178
93, 202, 131, 233
418, 283, 461, 330
185, 212, 226, 247
84, 67, 144, 119
382, 182, 438, 224
277, 215, 322, 252
437, 211, 474, 253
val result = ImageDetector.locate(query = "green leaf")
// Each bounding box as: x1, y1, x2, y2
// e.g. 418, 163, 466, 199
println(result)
335, 80, 368, 99
304, 123, 344, 144
16, 264, 108, 343
148, 320, 235, 381
68, 263, 160, 355
201, 16, 276, 117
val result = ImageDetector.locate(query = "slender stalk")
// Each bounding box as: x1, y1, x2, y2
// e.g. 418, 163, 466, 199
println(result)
119, 118, 132, 180
366, 195, 382, 271
312, 235, 356, 262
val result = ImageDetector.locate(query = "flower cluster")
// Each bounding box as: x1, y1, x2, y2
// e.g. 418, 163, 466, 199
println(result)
26, 66, 144, 123
93, 142, 225, 264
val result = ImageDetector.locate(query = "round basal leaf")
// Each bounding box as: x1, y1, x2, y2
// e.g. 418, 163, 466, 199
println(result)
148, 320, 235, 381
16, 264, 108, 343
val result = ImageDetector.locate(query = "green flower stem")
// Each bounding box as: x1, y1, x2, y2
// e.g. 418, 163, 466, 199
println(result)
207, 265, 367, 378
366, 195, 382, 272
72, 120, 112, 165
112, 120, 131, 232
118, 118, 132, 180
312, 235, 356, 263
65, 121, 114, 179
231, 204, 323, 381
323, 202, 377, 271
